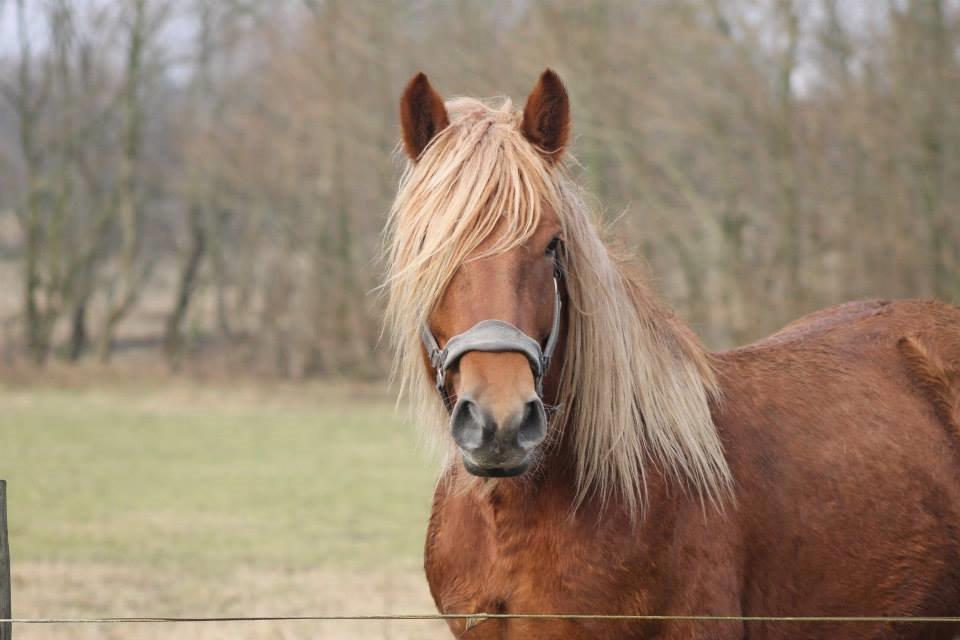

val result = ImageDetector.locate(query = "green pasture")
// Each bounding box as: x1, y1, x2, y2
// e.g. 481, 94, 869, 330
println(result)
0, 383, 437, 571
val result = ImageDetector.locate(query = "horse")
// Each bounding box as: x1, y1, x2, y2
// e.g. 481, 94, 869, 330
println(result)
384, 69, 960, 639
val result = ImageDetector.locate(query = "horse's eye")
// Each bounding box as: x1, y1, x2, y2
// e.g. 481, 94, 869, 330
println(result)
545, 237, 562, 257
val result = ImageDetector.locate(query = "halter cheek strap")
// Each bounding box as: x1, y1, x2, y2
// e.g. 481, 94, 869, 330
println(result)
421, 276, 562, 411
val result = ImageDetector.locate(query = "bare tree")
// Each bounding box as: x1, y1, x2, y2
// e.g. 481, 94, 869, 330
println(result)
95, 0, 167, 361
1, 0, 956, 372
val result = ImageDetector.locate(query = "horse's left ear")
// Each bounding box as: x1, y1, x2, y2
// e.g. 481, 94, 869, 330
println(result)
521, 69, 570, 162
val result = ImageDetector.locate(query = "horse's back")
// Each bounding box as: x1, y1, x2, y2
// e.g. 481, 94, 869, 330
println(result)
729, 298, 960, 448
716, 299, 960, 638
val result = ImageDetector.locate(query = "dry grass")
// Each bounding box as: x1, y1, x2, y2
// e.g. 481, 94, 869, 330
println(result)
0, 379, 449, 638
12, 562, 448, 639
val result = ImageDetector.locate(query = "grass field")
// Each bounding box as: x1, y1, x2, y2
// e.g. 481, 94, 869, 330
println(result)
0, 378, 449, 639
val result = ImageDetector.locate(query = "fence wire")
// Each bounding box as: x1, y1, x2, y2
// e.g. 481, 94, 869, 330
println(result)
2, 614, 960, 624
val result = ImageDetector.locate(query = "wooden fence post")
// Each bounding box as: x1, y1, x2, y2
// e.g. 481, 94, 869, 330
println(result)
0, 480, 10, 640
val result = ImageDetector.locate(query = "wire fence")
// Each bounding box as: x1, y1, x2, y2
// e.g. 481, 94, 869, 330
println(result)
2, 482, 960, 631
2, 614, 960, 625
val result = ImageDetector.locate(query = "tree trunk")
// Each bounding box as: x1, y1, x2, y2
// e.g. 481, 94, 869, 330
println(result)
67, 297, 88, 361
23, 191, 49, 366
14, 0, 57, 366
915, 0, 950, 299
164, 204, 207, 369
773, 0, 804, 316
96, 0, 149, 363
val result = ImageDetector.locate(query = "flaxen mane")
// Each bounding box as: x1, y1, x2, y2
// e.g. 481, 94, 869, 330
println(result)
384, 97, 732, 513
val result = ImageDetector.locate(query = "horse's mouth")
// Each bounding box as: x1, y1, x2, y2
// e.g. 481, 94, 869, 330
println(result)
463, 458, 529, 478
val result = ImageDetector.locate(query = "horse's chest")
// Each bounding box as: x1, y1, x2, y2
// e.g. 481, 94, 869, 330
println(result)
427, 508, 563, 612
425, 490, 643, 638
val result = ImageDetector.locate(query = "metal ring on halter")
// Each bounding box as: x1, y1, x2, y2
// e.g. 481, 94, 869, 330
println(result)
420, 273, 563, 412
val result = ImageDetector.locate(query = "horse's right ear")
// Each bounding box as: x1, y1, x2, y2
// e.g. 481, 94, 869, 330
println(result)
400, 73, 449, 161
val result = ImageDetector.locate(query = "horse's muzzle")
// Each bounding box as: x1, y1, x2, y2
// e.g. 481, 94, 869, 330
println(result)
451, 395, 547, 476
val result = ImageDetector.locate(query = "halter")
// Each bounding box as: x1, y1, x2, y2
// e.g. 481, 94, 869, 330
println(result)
420, 264, 563, 412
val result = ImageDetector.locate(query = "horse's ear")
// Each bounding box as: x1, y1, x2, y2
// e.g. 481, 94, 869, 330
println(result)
521, 69, 570, 162
400, 72, 449, 161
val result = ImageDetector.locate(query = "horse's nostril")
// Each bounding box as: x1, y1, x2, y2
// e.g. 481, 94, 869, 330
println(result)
515, 399, 547, 450
450, 397, 494, 452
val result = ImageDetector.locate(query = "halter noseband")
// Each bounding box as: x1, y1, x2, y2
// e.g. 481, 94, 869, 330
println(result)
420, 268, 562, 412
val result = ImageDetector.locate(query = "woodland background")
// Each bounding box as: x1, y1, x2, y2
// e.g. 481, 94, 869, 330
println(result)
0, 2, 957, 638
0, 0, 958, 377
